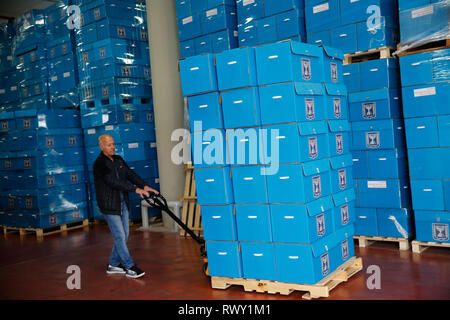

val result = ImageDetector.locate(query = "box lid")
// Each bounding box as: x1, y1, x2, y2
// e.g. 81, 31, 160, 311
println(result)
302, 158, 330, 177
351, 119, 394, 131
307, 195, 334, 217
332, 188, 356, 207
322, 45, 344, 61
324, 83, 347, 96
329, 153, 353, 170
289, 40, 323, 58
328, 119, 350, 133
294, 82, 324, 96
349, 88, 389, 103
298, 121, 328, 135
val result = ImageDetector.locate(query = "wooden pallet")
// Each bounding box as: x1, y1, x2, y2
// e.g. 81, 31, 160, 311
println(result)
344, 46, 395, 65
396, 38, 450, 57
211, 256, 363, 300
412, 240, 450, 254
2, 219, 89, 238
179, 164, 202, 237
354, 235, 411, 251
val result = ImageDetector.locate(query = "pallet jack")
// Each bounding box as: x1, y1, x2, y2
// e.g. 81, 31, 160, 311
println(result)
143, 193, 209, 276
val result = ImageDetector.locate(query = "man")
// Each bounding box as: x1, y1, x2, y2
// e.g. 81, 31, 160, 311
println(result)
93, 134, 159, 279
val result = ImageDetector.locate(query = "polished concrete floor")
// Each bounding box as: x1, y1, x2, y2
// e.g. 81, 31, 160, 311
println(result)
0, 223, 449, 300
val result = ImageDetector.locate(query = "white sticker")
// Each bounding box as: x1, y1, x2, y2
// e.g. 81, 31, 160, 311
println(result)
414, 87, 436, 97
313, 3, 329, 14
243, 0, 255, 6
51, 76, 58, 81
88, 129, 96, 134
206, 8, 217, 17
128, 143, 139, 148
63, 72, 70, 78
412, 5, 434, 19
150, 142, 157, 148
0, 89, 5, 94
350, 0, 360, 2
368, 181, 387, 189
182, 16, 193, 25
105, 125, 114, 131
11, 86, 17, 91
7, 56, 12, 61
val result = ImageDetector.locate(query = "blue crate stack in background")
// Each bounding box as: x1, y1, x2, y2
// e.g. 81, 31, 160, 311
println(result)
179, 40, 356, 283
397, 0, 450, 244
236, 0, 306, 47
74, 0, 160, 220
0, 5, 90, 229
305, 0, 399, 54
176, 0, 238, 58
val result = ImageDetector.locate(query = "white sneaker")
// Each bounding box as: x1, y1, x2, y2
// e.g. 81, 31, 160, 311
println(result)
106, 264, 126, 274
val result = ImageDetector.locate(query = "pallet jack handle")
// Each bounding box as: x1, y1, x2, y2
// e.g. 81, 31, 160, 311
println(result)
143, 193, 206, 254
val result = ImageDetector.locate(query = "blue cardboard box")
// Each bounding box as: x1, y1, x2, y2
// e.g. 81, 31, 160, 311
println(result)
179, 54, 217, 96
408, 147, 450, 179
332, 188, 356, 231
202, 5, 237, 35
240, 242, 277, 281
399, 48, 450, 87
237, 19, 258, 47
26, 166, 87, 189
194, 34, 212, 55
191, 129, 228, 167
354, 207, 378, 236
257, 15, 277, 44
15, 148, 85, 170
187, 91, 223, 131
259, 82, 326, 125
377, 208, 414, 238
356, 17, 398, 52
255, 40, 324, 85
266, 159, 332, 204
343, 63, 360, 93
236, 0, 264, 24
231, 165, 268, 203
180, 39, 195, 58
401, 82, 450, 119
22, 128, 83, 150
329, 24, 358, 53
201, 204, 238, 241
211, 29, 238, 53
265, 0, 304, 16
367, 148, 408, 179
415, 210, 450, 243
0, 112, 15, 132
305, 0, 340, 33
191, 0, 208, 13
215, 47, 257, 91
270, 195, 334, 244
331, 224, 355, 268
225, 127, 265, 166
359, 58, 400, 91
194, 166, 234, 204
207, 0, 236, 10
350, 119, 405, 151
83, 123, 155, 147
322, 46, 344, 84
410, 179, 450, 211
221, 87, 261, 129
327, 120, 351, 157
405, 115, 450, 148
263, 122, 329, 164
276, 8, 306, 41
235, 204, 272, 242
325, 83, 348, 121
307, 30, 332, 47
206, 240, 243, 277
329, 153, 353, 194
178, 13, 202, 42
349, 88, 401, 121
176, 0, 192, 19
340, 0, 397, 25
357, 178, 411, 208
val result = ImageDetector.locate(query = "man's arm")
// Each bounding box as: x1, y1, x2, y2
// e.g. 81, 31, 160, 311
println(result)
123, 160, 159, 194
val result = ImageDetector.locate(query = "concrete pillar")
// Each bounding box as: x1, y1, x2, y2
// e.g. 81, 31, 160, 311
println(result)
146, 0, 185, 231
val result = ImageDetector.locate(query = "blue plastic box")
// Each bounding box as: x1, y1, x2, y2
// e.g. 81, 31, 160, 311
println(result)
349, 88, 401, 121
201, 204, 238, 241
206, 240, 243, 277
194, 166, 234, 205
235, 204, 272, 242
415, 210, 450, 243
179, 53, 217, 96
351, 119, 405, 151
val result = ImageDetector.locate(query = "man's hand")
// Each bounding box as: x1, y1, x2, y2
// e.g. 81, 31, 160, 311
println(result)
144, 185, 159, 195
136, 188, 150, 199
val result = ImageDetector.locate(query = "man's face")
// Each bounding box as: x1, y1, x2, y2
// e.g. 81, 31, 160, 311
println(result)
100, 136, 115, 157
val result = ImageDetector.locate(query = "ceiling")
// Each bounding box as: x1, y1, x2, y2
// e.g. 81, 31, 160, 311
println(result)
0, 0, 59, 23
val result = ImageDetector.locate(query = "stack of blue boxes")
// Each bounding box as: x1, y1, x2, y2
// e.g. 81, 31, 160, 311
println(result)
47, 0, 80, 109
176, 0, 238, 58
236, 0, 306, 47
398, 0, 449, 48
0, 22, 19, 112
305, 0, 399, 54
179, 40, 355, 284
74, 0, 160, 220
399, 48, 450, 244
0, 5, 91, 229
344, 57, 414, 239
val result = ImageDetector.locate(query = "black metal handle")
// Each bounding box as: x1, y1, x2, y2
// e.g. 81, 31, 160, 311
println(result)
143, 193, 205, 246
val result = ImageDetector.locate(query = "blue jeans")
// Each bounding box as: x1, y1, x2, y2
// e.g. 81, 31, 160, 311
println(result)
104, 201, 134, 270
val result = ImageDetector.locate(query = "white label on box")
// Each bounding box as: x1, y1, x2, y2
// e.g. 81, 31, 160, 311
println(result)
212, 216, 221, 219
7, 56, 12, 61
105, 125, 114, 131
51, 76, 58, 81
199, 104, 208, 108
128, 143, 139, 148
227, 60, 237, 65
0, 89, 5, 94
10, 86, 17, 91
350, 0, 360, 2
243, 0, 255, 6
412, 5, 433, 19
414, 87, 436, 97
313, 3, 329, 14
218, 252, 228, 255
150, 142, 157, 148
368, 181, 387, 189
288, 256, 299, 259
182, 16, 193, 25
206, 8, 217, 17
88, 129, 96, 134
63, 72, 70, 78
234, 30, 238, 37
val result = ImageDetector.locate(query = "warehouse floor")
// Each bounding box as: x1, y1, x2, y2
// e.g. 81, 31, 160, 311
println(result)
0, 224, 449, 300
